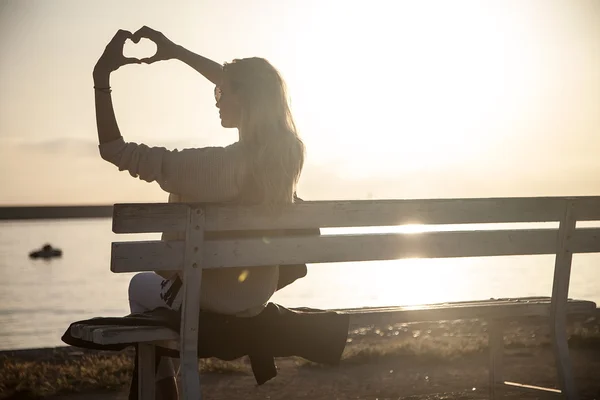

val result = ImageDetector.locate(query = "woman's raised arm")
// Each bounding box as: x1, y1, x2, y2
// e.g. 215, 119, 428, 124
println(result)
132, 26, 223, 85
93, 30, 141, 145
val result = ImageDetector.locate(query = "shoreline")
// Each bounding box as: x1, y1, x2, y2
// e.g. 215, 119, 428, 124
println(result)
0, 206, 113, 221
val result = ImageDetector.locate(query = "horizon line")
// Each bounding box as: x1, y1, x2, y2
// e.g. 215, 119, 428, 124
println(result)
0, 205, 113, 220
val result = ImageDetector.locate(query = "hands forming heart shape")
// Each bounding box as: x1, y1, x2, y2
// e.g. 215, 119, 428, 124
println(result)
94, 26, 178, 75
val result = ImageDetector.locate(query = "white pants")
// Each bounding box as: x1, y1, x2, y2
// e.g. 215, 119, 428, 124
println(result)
128, 272, 180, 380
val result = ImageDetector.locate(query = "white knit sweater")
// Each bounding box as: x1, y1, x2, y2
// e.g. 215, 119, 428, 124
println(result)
99, 137, 279, 317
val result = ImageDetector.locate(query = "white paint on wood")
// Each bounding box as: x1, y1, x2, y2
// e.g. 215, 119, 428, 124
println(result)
111, 197, 600, 233
203, 197, 571, 232
550, 201, 579, 400
343, 299, 595, 326
571, 196, 600, 221
112, 197, 600, 233
570, 228, 600, 253
79, 325, 112, 342
179, 206, 203, 400
113, 203, 189, 233
110, 240, 184, 273
202, 229, 561, 269
92, 326, 178, 345
109, 226, 600, 274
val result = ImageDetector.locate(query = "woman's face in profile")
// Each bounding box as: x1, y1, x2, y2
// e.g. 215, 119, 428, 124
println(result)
215, 80, 241, 129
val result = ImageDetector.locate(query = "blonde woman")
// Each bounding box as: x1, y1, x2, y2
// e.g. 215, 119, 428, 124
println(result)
93, 27, 305, 399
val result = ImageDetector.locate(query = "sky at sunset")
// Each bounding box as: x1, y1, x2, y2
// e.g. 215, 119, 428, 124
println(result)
0, 0, 599, 205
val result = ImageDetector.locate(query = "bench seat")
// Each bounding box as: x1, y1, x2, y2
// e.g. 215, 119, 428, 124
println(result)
70, 323, 178, 345
70, 296, 596, 347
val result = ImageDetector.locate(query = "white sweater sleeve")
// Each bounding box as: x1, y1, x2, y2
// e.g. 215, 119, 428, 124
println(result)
98, 137, 246, 202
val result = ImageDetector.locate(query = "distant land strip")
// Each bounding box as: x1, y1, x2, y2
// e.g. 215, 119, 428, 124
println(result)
0, 205, 113, 220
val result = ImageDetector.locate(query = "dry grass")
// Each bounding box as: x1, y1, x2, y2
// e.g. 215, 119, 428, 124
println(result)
0, 353, 131, 399
342, 336, 488, 365
0, 353, 248, 399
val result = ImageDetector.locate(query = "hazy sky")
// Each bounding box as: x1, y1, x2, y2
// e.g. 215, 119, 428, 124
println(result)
0, 0, 599, 205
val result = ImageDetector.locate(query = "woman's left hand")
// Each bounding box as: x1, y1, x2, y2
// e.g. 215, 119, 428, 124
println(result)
94, 29, 141, 77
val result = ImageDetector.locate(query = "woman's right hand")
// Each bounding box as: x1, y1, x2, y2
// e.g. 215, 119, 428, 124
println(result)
132, 26, 179, 64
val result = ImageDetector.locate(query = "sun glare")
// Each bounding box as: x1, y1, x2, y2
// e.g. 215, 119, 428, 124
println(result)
280, 2, 558, 179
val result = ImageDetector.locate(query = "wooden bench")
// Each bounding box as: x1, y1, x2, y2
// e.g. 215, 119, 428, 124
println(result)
69, 196, 600, 400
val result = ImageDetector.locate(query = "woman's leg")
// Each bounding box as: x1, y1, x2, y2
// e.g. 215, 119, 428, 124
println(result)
128, 272, 179, 399
128, 272, 172, 314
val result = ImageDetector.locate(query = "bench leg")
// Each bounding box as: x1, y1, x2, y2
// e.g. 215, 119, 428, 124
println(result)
488, 319, 504, 400
179, 351, 201, 400
551, 316, 578, 400
551, 202, 578, 400
138, 343, 156, 400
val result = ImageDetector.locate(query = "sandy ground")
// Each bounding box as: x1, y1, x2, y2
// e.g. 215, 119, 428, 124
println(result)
40, 346, 600, 400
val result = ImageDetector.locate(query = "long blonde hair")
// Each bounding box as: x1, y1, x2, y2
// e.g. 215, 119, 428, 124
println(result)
223, 58, 305, 206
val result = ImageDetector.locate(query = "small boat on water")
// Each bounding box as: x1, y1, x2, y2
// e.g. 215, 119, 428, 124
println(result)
29, 244, 62, 259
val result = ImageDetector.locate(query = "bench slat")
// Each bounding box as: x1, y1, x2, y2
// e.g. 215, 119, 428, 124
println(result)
571, 227, 600, 253
68, 298, 595, 346
203, 229, 561, 269
203, 198, 570, 232
111, 229, 558, 272
111, 240, 185, 273
344, 299, 596, 326
111, 196, 600, 233
70, 324, 178, 345
572, 197, 600, 221
111, 197, 593, 234
110, 228, 600, 273
113, 203, 189, 234
94, 326, 178, 345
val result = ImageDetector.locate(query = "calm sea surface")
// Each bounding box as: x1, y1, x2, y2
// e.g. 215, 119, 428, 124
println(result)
1, 219, 598, 350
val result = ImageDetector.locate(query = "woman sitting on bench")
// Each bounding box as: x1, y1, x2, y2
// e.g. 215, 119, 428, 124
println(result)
92, 26, 306, 399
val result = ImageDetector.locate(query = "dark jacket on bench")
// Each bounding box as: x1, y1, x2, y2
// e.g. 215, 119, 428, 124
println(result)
61, 303, 349, 397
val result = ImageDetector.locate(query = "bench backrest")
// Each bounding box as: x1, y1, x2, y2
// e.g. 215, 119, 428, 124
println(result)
111, 197, 600, 270
108, 196, 600, 388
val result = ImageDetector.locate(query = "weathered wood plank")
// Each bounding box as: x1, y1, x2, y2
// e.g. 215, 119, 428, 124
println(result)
112, 203, 189, 233
81, 325, 109, 342
343, 299, 596, 325
179, 207, 203, 400
570, 228, 600, 253
202, 197, 571, 232
203, 229, 561, 269
111, 197, 587, 233
111, 196, 600, 233
550, 202, 579, 399
110, 241, 185, 273
70, 324, 107, 340
92, 326, 178, 345
571, 196, 600, 221
111, 228, 560, 273
110, 227, 600, 273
